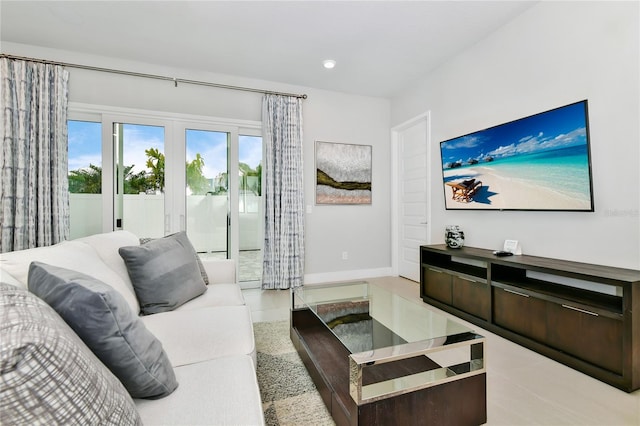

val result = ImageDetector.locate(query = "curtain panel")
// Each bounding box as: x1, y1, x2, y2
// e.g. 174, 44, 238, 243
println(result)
261, 94, 305, 290
0, 58, 70, 252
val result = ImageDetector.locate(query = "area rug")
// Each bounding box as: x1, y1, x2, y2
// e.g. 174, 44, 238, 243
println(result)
254, 320, 335, 426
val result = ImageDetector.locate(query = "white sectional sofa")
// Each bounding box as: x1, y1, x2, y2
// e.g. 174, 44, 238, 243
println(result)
0, 230, 265, 425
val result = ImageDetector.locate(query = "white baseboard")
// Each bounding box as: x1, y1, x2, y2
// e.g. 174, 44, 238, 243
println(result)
304, 267, 394, 285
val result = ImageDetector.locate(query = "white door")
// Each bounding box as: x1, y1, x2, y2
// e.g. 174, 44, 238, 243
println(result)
392, 112, 430, 282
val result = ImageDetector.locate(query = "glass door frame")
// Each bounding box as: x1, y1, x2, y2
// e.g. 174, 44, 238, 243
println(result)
173, 121, 263, 288
173, 122, 238, 270
103, 114, 173, 235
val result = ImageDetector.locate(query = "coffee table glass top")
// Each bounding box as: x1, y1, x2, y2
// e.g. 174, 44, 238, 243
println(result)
292, 281, 477, 355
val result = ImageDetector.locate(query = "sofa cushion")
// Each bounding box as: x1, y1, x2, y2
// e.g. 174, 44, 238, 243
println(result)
200, 257, 236, 285
119, 232, 207, 315
75, 230, 142, 294
140, 233, 210, 285
28, 262, 178, 399
135, 355, 264, 426
0, 239, 140, 314
176, 283, 245, 310
141, 306, 256, 367
0, 283, 142, 425
0, 269, 23, 289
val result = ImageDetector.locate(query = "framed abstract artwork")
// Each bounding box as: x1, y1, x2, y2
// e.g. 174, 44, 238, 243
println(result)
315, 141, 372, 205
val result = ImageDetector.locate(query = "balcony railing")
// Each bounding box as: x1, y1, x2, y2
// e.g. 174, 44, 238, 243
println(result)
69, 193, 262, 252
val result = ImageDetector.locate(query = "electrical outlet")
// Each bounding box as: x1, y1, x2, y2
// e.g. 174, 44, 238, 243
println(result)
342, 251, 348, 260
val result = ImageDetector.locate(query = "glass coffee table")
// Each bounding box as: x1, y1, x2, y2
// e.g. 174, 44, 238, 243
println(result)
290, 281, 486, 426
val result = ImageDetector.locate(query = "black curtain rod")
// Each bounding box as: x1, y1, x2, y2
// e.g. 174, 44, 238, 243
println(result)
0, 54, 308, 99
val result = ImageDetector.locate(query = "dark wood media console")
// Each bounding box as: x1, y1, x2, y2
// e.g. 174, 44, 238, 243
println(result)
420, 244, 640, 392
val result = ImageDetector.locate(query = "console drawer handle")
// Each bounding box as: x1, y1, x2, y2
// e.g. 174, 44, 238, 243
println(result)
562, 304, 599, 317
428, 268, 443, 273
503, 288, 529, 298
459, 276, 480, 284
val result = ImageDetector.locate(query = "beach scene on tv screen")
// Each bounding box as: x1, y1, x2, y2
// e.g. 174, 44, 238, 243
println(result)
440, 101, 593, 211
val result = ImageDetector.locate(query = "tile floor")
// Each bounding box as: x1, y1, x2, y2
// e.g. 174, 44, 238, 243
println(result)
243, 276, 640, 425
201, 250, 263, 283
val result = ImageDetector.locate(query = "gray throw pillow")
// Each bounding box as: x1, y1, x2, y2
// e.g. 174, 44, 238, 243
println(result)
119, 231, 207, 315
140, 233, 209, 285
0, 283, 143, 425
28, 262, 178, 399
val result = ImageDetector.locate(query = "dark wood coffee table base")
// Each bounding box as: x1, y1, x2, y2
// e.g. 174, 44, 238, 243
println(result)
291, 308, 487, 426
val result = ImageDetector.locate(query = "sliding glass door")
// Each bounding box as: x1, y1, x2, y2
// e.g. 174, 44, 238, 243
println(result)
185, 129, 229, 260
182, 127, 263, 284
238, 135, 263, 282
67, 120, 103, 239
67, 110, 263, 287
113, 122, 165, 239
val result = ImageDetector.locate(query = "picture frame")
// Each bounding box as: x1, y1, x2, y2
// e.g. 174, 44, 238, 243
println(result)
503, 239, 522, 255
315, 141, 372, 205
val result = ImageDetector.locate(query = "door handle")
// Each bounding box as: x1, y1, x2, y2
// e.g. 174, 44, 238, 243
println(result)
562, 304, 598, 316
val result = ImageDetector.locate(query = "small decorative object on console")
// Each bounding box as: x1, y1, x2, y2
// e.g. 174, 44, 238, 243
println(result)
445, 225, 465, 248
502, 239, 522, 255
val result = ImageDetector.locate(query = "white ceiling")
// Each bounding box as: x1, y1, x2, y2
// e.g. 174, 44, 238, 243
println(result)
0, 1, 537, 98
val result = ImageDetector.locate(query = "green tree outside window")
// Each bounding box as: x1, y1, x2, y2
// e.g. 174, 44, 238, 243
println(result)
68, 150, 215, 195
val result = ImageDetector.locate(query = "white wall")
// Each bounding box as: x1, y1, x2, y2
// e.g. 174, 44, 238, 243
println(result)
303, 90, 392, 282
391, 1, 640, 269
3, 42, 392, 279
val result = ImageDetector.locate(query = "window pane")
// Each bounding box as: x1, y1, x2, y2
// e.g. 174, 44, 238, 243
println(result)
114, 123, 165, 238
68, 120, 102, 239
185, 129, 229, 258
239, 135, 262, 282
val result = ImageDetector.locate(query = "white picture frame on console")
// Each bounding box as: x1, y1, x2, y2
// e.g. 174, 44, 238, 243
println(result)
503, 239, 522, 255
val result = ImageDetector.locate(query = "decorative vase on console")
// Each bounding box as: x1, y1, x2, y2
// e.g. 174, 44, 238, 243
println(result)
445, 225, 465, 249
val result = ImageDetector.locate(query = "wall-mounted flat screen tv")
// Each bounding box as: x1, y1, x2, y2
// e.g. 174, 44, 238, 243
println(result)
439, 100, 594, 211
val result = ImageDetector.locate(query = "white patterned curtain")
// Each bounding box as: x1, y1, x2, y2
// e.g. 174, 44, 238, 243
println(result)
261, 94, 305, 290
0, 58, 70, 252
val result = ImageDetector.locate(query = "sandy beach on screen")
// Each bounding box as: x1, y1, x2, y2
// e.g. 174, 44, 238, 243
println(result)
443, 166, 589, 210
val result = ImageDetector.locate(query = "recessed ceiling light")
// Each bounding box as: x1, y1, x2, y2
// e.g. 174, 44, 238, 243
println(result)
323, 59, 336, 69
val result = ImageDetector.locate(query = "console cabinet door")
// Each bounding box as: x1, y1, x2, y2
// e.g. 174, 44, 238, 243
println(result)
546, 303, 623, 374
493, 287, 546, 343
452, 276, 490, 320
423, 267, 452, 305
